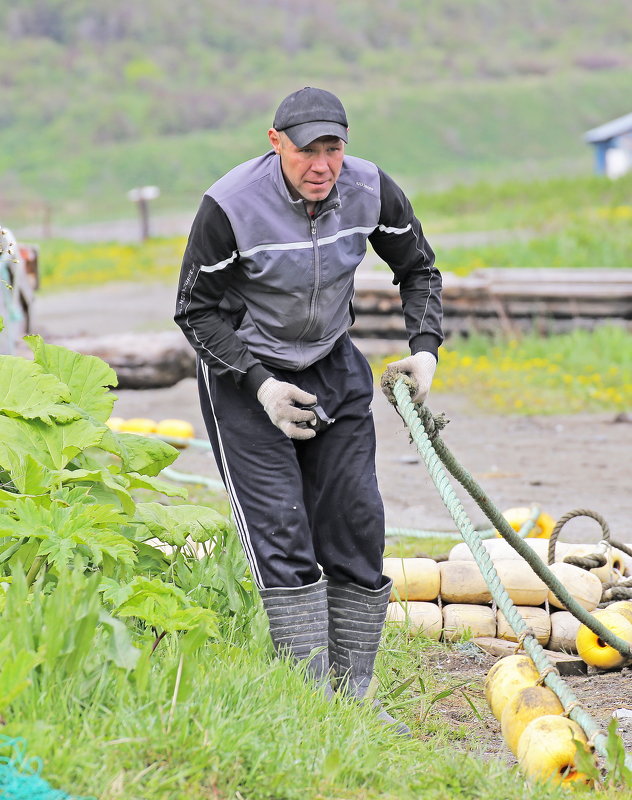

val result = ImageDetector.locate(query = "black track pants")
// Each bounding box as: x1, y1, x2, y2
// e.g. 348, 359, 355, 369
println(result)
197, 335, 385, 591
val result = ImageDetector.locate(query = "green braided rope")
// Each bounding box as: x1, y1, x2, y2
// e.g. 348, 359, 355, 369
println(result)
404, 397, 632, 658
391, 378, 632, 769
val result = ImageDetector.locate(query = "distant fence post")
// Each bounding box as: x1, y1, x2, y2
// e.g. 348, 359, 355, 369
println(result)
127, 186, 160, 241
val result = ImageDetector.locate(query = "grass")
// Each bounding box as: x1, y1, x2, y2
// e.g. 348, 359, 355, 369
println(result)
37, 236, 187, 291
33, 170, 632, 297
1, 440, 630, 797
433, 326, 632, 415
6, 593, 632, 799
416, 172, 632, 235
436, 209, 632, 271
373, 325, 632, 415
2, 602, 585, 800
415, 172, 632, 271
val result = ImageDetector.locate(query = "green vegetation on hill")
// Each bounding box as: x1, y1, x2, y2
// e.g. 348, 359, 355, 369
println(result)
415, 171, 632, 270
2, 0, 632, 225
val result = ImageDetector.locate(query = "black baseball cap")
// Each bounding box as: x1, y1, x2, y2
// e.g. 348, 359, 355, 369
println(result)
272, 87, 348, 147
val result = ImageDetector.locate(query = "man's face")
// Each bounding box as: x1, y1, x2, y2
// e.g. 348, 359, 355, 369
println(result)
268, 130, 345, 204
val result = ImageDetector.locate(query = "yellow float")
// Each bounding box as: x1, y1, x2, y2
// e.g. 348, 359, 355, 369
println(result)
385, 601, 442, 638
496, 606, 550, 646
442, 603, 496, 642
517, 715, 595, 787
604, 600, 632, 624
501, 685, 564, 755
383, 557, 440, 602
484, 654, 540, 721
106, 416, 125, 431
575, 610, 632, 669
119, 417, 158, 434
545, 562, 602, 612
494, 506, 555, 539
155, 418, 195, 439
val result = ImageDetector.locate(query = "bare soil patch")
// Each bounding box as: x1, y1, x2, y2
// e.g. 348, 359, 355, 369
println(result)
420, 643, 632, 767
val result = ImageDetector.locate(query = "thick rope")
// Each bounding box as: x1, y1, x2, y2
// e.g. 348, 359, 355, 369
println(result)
600, 578, 632, 605
547, 509, 610, 567
390, 378, 632, 769
404, 401, 632, 657
565, 551, 608, 570
547, 510, 632, 602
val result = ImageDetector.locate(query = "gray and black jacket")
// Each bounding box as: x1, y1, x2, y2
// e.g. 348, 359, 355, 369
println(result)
175, 150, 443, 395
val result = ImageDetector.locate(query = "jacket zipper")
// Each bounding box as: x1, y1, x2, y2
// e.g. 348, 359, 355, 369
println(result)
297, 214, 322, 346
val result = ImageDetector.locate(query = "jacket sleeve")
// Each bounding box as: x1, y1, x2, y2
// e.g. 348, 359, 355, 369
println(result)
174, 194, 273, 395
368, 169, 443, 359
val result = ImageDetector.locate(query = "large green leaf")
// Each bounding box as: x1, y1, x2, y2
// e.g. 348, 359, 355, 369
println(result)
0, 355, 80, 424
0, 415, 106, 472
102, 430, 179, 476
98, 609, 140, 670
99, 576, 134, 608
3, 454, 52, 496
57, 467, 136, 515
126, 472, 187, 499
0, 498, 136, 569
134, 502, 232, 546
26, 335, 118, 422
0, 639, 43, 708
114, 576, 218, 636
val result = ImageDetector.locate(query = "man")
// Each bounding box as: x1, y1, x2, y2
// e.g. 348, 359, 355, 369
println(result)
175, 87, 442, 735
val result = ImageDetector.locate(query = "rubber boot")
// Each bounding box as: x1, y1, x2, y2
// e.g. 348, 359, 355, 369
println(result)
260, 579, 333, 697
326, 576, 412, 736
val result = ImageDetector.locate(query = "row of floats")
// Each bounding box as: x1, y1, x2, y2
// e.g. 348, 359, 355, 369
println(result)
383, 537, 632, 658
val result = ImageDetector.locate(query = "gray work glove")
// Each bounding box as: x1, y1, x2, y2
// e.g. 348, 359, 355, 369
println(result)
381, 351, 437, 405
257, 378, 318, 440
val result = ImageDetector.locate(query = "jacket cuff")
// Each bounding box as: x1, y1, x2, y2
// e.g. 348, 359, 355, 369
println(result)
410, 333, 441, 361
243, 362, 275, 398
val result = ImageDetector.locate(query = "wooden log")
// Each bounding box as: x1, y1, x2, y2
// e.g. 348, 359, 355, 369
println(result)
53, 331, 196, 389
351, 267, 632, 339
470, 267, 632, 285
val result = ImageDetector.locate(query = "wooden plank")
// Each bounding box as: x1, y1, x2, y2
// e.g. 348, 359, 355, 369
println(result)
471, 268, 632, 284
473, 636, 587, 676
490, 284, 632, 299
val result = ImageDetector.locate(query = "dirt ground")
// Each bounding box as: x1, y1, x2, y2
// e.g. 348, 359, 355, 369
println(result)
422, 643, 632, 771
32, 281, 632, 767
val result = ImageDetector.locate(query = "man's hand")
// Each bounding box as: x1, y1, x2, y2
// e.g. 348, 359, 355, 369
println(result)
381, 351, 437, 405
257, 378, 318, 440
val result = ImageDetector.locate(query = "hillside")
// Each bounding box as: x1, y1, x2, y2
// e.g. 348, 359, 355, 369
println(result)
2, 0, 632, 226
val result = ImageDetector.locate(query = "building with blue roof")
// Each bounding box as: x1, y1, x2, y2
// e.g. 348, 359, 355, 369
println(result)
584, 112, 632, 177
